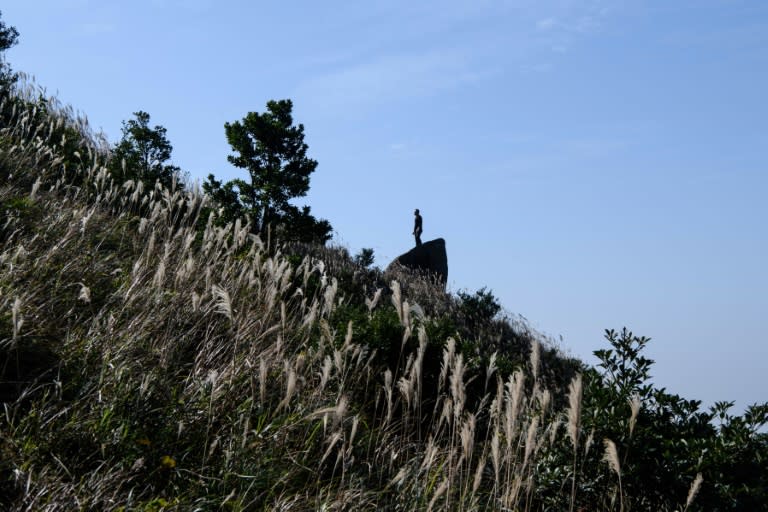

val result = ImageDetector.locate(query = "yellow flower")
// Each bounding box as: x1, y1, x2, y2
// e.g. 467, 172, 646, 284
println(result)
160, 455, 176, 469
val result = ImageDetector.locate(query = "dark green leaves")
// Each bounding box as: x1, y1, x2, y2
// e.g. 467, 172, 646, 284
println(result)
108, 111, 181, 190
208, 99, 332, 244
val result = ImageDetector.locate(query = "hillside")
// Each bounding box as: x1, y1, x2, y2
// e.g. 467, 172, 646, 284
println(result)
1, 82, 767, 510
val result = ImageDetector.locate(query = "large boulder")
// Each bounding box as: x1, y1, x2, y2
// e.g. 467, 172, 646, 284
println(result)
388, 238, 448, 284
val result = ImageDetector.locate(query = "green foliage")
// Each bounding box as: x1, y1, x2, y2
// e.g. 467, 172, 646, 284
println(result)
354, 248, 375, 268
534, 328, 768, 511
456, 286, 501, 336
108, 111, 182, 190
0, 10, 19, 89
331, 303, 402, 364
204, 99, 332, 243
0, 10, 18, 52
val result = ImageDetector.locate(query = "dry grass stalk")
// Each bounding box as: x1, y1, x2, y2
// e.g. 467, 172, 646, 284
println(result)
567, 373, 583, 512
684, 473, 703, 511
603, 438, 624, 512
530, 339, 541, 383
628, 395, 641, 437
567, 373, 583, 449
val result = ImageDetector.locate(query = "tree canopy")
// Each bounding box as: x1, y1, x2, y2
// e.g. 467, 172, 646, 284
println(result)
0, 11, 18, 53
0, 11, 19, 89
204, 99, 332, 244
108, 111, 181, 190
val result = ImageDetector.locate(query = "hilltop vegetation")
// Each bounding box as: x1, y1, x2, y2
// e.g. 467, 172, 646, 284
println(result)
1, 12, 767, 511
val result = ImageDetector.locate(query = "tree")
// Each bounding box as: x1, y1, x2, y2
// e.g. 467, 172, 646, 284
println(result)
0, 11, 19, 91
354, 248, 375, 268
0, 11, 18, 54
204, 99, 332, 244
108, 111, 181, 190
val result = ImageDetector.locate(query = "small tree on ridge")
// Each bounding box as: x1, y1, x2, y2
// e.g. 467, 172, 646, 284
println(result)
204, 99, 331, 243
108, 111, 181, 190
0, 11, 19, 92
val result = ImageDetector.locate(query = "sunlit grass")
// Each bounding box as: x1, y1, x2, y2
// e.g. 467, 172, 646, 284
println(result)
0, 82, 730, 511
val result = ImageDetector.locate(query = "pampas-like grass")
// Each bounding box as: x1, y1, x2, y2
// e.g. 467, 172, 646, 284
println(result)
391, 280, 403, 323
603, 438, 624, 512
629, 395, 641, 438
0, 86, 715, 511
530, 338, 541, 383
684, 473, 703, 511
567, 373, 583, 512
567, 373, 583, 449
11, 297, 22, 340
365, 287, 382, 313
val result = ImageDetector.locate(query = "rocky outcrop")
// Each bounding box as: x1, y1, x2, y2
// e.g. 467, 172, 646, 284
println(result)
388, 238, 448, 284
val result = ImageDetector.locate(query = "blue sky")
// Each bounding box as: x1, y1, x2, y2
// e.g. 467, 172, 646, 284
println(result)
4, 1, 767, 412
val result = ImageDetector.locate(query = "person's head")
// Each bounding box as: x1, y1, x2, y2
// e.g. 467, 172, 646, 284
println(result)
414, 209, 420, 216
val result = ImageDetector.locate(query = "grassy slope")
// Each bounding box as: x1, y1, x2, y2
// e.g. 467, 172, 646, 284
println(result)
1, 88, 765, 511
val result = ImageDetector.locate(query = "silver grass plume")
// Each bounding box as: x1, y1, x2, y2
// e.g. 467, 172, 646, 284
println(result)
12, 297, 22, 340
450, 354, 466, 422
486, 351, 498, 391
523, 415, 540, 469
320, 430, 343, 467
530, 338, 541, 382
78, 283, 91, 303
333, 394, 348, 428
211, 284, 233, 321
629, 395, 641, 437
604, 440, 620, 473
460, 413, 476, 463
420, 438, 439, 473
259, 358, 267, 404
322, 277, 338, 317
427, 478, 449, 512
277, 367, 297, 412
439, 337, 456, 391
30, 177, 41, 200
384, 369, 393, 425
603, 438, 624, 512
153, 260, 166, 289
504, 370, 525, 447
365, 288, 382, 313
491, 430, 501, 488
567, 373, 583, 449
547, 419, 562, 445
473, 454, 486, 494
397, 375, 414, 412
319, 356, 333, 392
684, 473, 703, 511
346, 415, 359, 458
584, 428, 595, 457
391, 280, 403, 323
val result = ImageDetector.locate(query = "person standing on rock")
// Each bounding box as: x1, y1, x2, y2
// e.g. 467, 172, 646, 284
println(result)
413, 209, 423, 247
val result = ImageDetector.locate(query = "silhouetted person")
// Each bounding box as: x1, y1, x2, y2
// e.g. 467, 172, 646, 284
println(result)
413, 208, 423, 246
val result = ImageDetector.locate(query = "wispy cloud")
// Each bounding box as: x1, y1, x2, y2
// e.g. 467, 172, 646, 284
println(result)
296, 50, 490, 113
295, 0, 617, 113
80, 22, 115, 35
532, 1, 610, 53
536, 18, 558, 31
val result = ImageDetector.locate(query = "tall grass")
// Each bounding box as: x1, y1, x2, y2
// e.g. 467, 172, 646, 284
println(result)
0, 86, 712, 511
